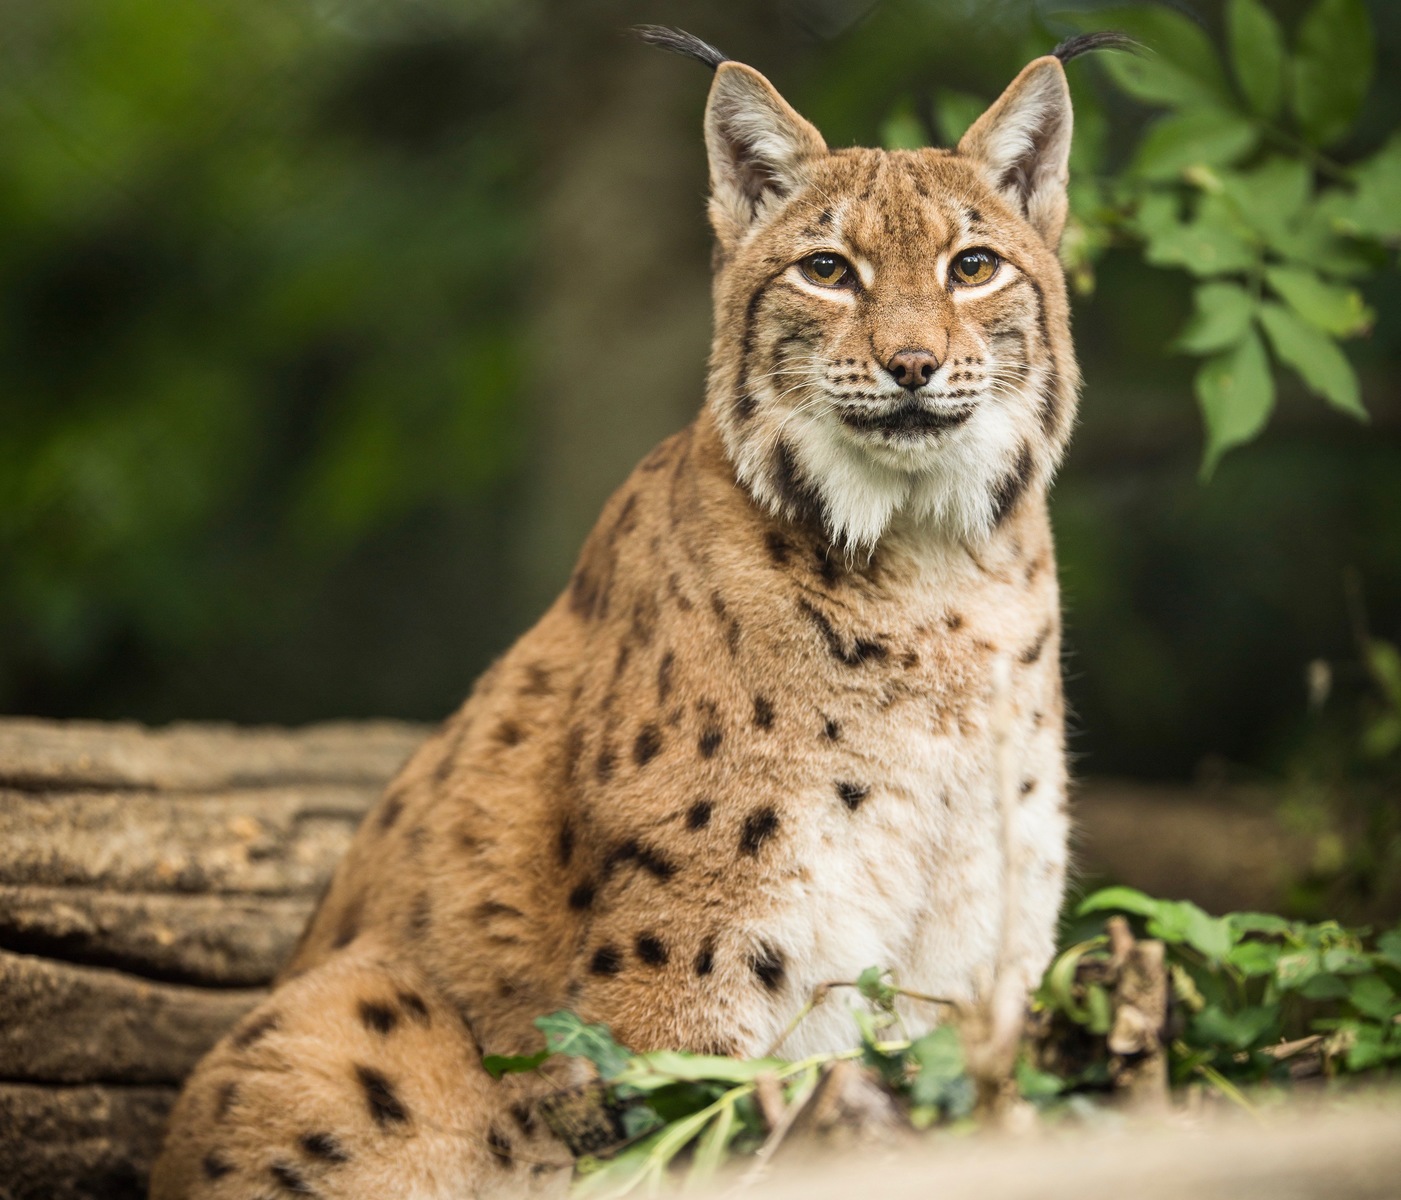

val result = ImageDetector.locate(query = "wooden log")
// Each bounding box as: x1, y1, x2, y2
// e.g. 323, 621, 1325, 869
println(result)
0, 784, 372, 895
0, 718, 424, 792
0, 885, 313, 986
0, 1083, 175, 1200
0, 949, 263, 1085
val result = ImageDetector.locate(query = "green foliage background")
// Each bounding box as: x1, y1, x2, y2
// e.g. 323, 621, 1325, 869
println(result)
0, 1, 1397, 815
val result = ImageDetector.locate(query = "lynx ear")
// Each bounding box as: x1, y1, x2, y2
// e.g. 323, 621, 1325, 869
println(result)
705, 62, 827, 245
957, 57, 1073, 247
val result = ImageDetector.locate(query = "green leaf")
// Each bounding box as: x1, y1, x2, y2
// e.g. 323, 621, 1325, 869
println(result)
1299, 972, 1349, 1000
1228, 940, 1282, 977
1367, 641, 1401, 706
1138, 194, 1259, 277
1216, 158, 1312, 248
934, 90, 987, 146
1086, 983, 1113, 1035
880, 102, 926, 151
1197, 329, 1275, 478
1227, 911, 1295, 937
1344, 1022, 1401, 1071
1077, 885, 1162, 919
1257, 303, 1366, 419
1131, 108, 1259, 181
615, 1052, 786, 1089
1264, 266, 1373, 337
534, 1011, 632, 1080
1376, 928, 1401, 969
856, 965, 898, 1010
1348, 975, 1401, 1022
1292, 0, 1375, 147
1332, 134, 1401, 241
687, 1096, 738, 1186
1227, 0, 1287, 117
908, 1025, 974, 1116
1189, 1003, 1279, 1050
1177, 282, 1256, 354
1073, 8, 1236, 110
482, 1049, 550, 1080
1014, 1057, 1066, 1100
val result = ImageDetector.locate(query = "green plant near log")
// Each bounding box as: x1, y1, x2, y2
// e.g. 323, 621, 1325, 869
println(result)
887, 0, 1400, 475
490, 888, 1401, 1197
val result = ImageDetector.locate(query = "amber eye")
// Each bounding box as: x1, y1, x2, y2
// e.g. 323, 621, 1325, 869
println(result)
950, 248, 1000, 287
799, 252, 853, 288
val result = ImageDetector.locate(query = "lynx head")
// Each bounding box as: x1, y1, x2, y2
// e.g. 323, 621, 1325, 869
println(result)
641, 28, 1109, 552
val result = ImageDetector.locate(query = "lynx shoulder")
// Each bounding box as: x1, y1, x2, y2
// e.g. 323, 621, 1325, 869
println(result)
150, 28, 1099, 1198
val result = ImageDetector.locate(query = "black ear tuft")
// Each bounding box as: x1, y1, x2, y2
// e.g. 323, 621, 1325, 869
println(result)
633, 25, 729, 71
1052, 30, 1140, 63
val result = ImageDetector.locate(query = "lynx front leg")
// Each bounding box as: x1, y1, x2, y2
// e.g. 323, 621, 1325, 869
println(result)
150, 951, 571, 1200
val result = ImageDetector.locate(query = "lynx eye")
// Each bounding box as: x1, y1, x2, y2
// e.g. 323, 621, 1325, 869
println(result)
798, 252, 853, 288
950, 248, 1000, 287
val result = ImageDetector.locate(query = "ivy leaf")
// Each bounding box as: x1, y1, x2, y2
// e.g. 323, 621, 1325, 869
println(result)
1196, 329, 1275, 478
1189, 1003, 1279, 1050
1216, 158, 1312, 248
1076, 8, 1236, 110
1292, 0, 1375, 147
482, 1048, 550, 1080
1348, 975, 1401, 1022
534, 1011, 633, 1080
907, 1025, 974, 1116
1257, 303, 1366, 420
1264, 265, 1373, 337
1176, 282, 1256, 354
1227, 940, 1282, 977
1227, 0, 1287, 118
1131, 109, 1259, 181
1227, 911, 1295, 937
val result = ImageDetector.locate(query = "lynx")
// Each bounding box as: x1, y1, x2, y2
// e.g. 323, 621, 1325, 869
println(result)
152, 26, 1100, 1198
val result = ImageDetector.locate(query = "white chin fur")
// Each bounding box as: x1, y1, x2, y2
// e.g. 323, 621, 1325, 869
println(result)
732, 397, 1028, 553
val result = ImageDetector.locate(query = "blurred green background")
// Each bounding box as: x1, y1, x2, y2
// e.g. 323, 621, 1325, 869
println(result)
1, 0, 1397, 793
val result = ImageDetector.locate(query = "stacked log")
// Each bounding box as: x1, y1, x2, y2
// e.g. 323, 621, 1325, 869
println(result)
0, 719, 424, 1200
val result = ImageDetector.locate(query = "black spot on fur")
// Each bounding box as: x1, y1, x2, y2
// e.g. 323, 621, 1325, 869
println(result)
596, 744, 616, 782
355, 1064, 409, 1128
687, 800, 713, 829
522, 662, 553, 696
836, 782, 869, 811
590, 945, 623, 976
605, 838, 677, 882
823, 716, 841, 741
1021, 623, 1052, 665
558, 820, 575, 866
991, 443, 1035, 526
299, 1131, 349, 1164
231, 1011, 280, 1051
271, 1160, 315, 1194
1021, 779, 1037, 795
377, 792, 404, 832
634, 724, 663, 767
407, 890, 431, 938
750, 943, 787, 993
739, 807, 780, 856
764, 530, 792, 565
635, 933, 669, 966
657, 651, 675, 703
699, 727, 723, 758
476, 900, 525, 922
358, 1000, 398, 1036
213, 1080, 239, 1121
797, 599, 887, 666
695, 940, 716, 976
569, 882, 596, 910
487, 1126, 514, 1168
817, 206, 833, 227
753, 695, 775, 730
772, 440, 825, 529
202, 1151, 234, 1181
510, 1102, 536, 1136
709, 592, 742, 655
945, 612, 965, 631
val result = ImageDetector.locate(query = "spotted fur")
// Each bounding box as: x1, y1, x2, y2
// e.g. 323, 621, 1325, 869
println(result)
152, 33, 1078, 1200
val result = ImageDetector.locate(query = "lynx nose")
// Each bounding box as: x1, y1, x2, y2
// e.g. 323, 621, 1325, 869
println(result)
885, 349, 940, 390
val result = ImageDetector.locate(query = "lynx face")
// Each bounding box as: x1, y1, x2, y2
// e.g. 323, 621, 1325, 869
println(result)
700, 55, 1082, 551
